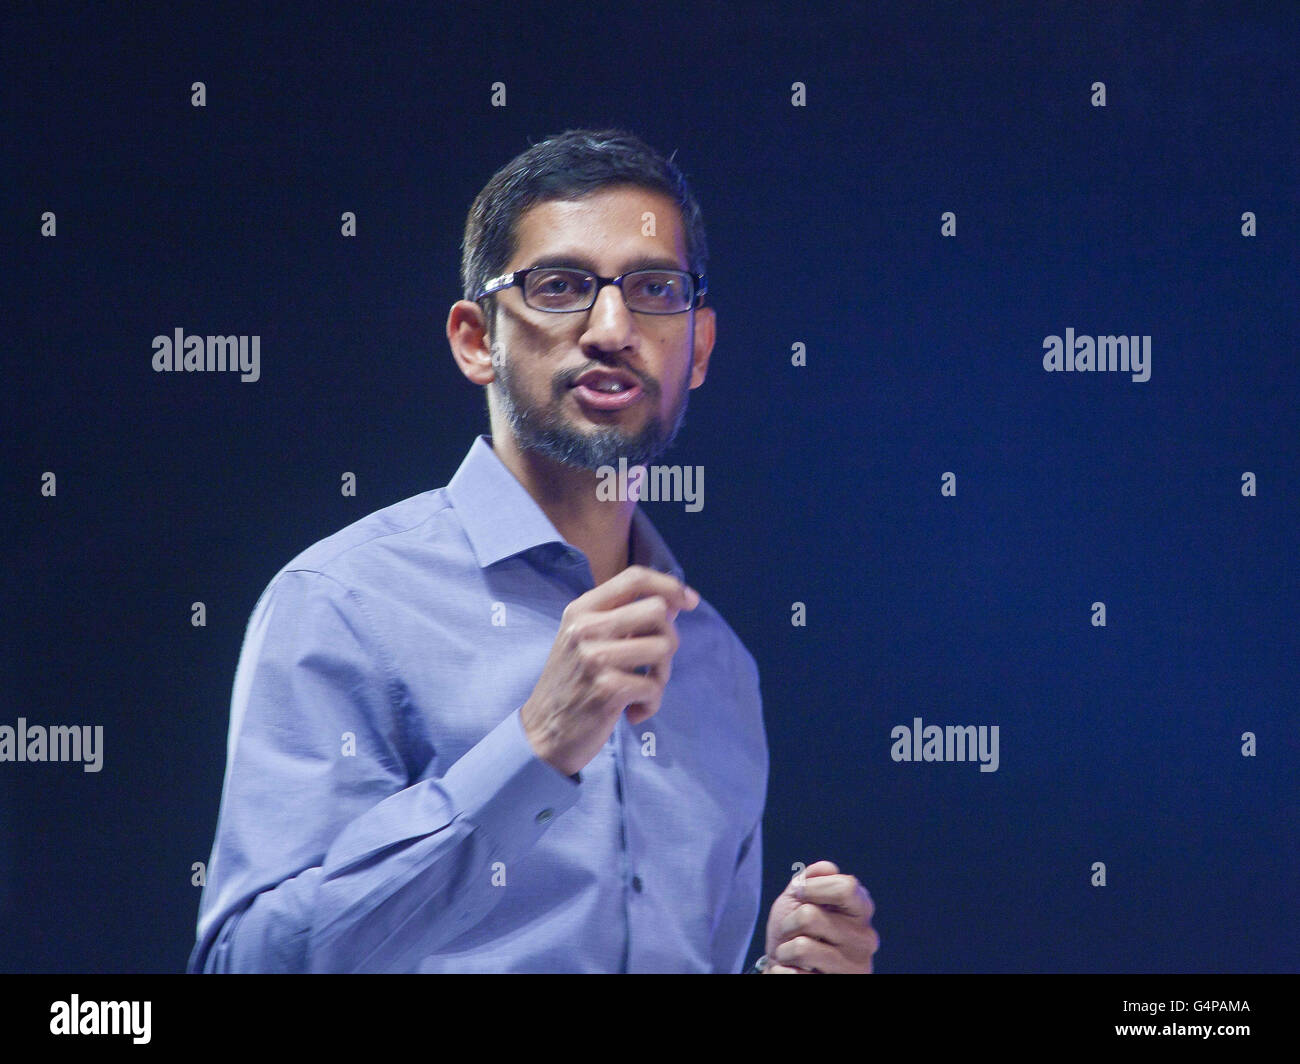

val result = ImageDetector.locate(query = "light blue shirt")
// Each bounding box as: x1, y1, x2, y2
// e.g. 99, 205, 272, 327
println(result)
189, 435, 768, 973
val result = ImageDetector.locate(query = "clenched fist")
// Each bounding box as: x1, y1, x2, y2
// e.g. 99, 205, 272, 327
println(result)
764, 860, 879, 973
521, 565, 699, 777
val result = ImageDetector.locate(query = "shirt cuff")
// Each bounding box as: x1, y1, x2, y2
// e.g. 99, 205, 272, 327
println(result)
438, 706, 582, 863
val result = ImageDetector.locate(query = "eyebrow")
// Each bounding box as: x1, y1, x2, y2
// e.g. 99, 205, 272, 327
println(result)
524, 253, 689, 274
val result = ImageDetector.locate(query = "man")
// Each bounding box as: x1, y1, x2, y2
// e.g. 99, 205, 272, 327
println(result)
189, 128, 878, 973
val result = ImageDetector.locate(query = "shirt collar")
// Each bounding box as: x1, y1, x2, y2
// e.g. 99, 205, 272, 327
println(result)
446, 435, 685, 582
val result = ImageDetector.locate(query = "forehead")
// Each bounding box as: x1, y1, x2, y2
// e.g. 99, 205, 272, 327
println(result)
509, 184, 687, 269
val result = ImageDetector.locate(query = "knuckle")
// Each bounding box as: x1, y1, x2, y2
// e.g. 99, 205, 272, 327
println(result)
575, 645, 600, 678
559, 617, 585, 648
591, 673, 619, 703
628, 564, 655, 585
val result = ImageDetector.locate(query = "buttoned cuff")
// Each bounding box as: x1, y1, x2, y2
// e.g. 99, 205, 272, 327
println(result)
438, 706, 582, 863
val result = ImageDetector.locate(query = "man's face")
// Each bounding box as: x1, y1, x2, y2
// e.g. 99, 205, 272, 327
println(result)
484, 184, 713, 470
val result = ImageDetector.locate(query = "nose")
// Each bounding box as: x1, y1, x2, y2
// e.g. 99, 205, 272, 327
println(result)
580, 281, 636, 352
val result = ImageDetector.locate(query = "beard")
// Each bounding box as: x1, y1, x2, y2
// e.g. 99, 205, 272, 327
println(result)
489, 342, 690, 470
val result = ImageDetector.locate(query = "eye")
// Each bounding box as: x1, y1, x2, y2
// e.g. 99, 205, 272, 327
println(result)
526, 269, 594, 306
629, 273, 674, 298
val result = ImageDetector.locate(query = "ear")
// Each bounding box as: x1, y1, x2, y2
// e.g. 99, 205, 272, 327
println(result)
447, 300, 496, 386
688, 304, 715, 389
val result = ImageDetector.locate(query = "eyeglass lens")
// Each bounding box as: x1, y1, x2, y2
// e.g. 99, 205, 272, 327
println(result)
523, 268, 693, 313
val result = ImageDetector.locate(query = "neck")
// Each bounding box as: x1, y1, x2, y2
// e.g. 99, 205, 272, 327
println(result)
488, 431, 635, 586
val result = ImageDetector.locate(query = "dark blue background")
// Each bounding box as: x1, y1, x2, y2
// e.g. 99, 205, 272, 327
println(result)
3, 1, 1296, 972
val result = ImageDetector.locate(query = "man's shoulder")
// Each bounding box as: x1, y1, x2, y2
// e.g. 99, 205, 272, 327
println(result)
275, 485, 462, 585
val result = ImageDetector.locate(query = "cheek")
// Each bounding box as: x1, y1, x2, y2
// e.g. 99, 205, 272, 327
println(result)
670, 359, 695, 401
514, 359, 558, 397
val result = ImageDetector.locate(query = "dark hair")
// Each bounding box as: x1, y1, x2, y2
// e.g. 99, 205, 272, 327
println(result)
460, 127, 708, 336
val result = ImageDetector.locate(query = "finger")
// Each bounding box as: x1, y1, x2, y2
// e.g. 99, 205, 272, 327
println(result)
565, 652, 664, 716
777, 901, 857, 950
787, 860, 838, 900
625, 652, 674, 724
776, 903, 881, 969
568, 594, 683, 643
764, 962, 814, 974
553, 593, 681, 650
799, 875, 874, 921
582, 565, 700, 614
772, 935, 849, 974
582, 634, 676, 672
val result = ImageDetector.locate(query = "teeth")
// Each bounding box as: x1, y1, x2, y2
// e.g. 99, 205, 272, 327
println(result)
591, 380, 627, 392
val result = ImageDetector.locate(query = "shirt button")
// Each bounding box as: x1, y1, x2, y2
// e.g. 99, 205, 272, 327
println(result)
535, 808, 554, 824
631, 875, 644, 893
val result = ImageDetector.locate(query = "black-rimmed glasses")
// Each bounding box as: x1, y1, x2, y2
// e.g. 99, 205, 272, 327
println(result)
475, 266, 707, 314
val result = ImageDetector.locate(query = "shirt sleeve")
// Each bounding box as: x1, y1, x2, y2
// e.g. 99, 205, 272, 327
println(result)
708, 638, 767, 974
709, 816, 764, 973
188, 567, 581, 974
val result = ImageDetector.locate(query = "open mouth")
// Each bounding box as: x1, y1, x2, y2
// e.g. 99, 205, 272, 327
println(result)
569, 369, 644, 410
